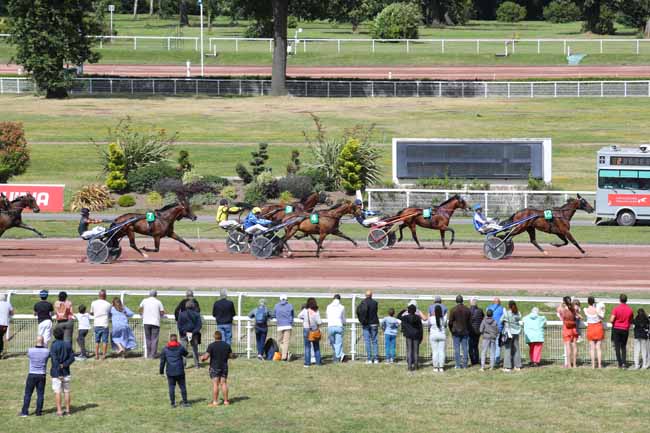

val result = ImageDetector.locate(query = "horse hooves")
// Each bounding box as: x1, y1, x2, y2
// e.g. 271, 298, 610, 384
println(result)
142, 253, 149, 258
40, 235, 47, 239
417, 246, 424, 250
542, 251, 549, 256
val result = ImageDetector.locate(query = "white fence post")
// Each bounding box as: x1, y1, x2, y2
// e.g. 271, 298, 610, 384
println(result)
134, 37, 137, 50
441, 39, 445, 54
406, 40, 410, 53
637, 40, 640, 55
167, 37, 170, 51
16, 78, 20, 94
372, 39, 375, 53
235, 38, 239, 52
476, 39, 480, 54
351, 294, 357, 361
600, 40, 603, 54
246, 319, 252, 359
337, 39, 341, 53
537, 39, 540, 54
484, 192, 488, 214
0, 78, 3, 94
237, 293, 242, 350
406, 191, 410, 207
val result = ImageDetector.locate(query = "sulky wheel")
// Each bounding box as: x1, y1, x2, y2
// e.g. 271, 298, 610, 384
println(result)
251, 235, 276, 259
484, 236, 507, 261
367, 229, 389, 251
504, 238, 514, 257
87, 239, 110, 264
226, 230, 250, 254
387, 231, 397, 248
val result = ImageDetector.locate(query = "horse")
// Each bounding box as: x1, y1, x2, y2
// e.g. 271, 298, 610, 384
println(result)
260, 192, 331, 223
111, 200, 197, 257
500, 194, 594, 255
282, 200, 363, 258
0, 194, 46, 238
396, 194, 468, 249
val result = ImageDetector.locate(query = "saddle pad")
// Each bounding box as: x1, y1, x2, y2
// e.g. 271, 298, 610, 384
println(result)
310, 214, 319, 224
543, 210, 553, 220
422, 208, 432, 219
145, 211, 156, 222
285, 205, 294, 214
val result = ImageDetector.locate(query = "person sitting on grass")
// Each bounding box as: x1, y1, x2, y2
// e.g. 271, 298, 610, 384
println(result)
50, 326, 75, 417
159, 334, 190, 408
201, 330, 232, 407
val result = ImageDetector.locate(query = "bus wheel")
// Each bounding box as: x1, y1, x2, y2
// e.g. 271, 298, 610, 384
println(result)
616, 210, 636, 227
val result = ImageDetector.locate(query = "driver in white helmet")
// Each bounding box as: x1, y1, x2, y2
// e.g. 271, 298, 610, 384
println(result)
473, 203, 502, 234
243, 207, 273, 234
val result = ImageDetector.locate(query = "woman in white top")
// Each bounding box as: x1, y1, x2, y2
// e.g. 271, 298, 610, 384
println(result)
428, 304, 448, 372
298, 298, 322, 367
584, 296, 605, 369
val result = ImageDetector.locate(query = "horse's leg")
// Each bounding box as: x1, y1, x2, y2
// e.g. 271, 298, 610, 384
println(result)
143, 236, 161, 253
527, 227, 546, 255
409, 222, 423, 249
440, 228, 447, 249
18, 223, 46, 238
447, 227, 456, 247
564, 231, 587, 255
169, 232, 195, 251
127, 229, 147, 258
331, 229, 358, 247
398, 223, 405, 243
551, 234, 569, 248
316, 232, 328, 258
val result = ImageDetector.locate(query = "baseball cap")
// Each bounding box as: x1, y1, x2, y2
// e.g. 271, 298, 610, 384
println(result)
280, 294, 288, 301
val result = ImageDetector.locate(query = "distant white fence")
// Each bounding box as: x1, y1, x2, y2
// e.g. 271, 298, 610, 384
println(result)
367, 189, 596, 216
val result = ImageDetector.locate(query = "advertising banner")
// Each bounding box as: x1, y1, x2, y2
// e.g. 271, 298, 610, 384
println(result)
0, 184, 65, 212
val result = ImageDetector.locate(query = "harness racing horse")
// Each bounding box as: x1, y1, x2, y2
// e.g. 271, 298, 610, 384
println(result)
282, 200, 363, 258
260, 192, 331, 223
111, 200, 197, 257
0, 194, 46, 238
500, 194, 594, 255
396, 194, 468, 249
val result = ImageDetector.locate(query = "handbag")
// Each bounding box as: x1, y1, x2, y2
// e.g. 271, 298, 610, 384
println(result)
306, 310, 321, 342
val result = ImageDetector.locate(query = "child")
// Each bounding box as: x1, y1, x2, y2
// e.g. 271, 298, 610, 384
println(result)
201, 330, 232, 407
633, 308, 650, 369
75, 305, 91, 359
159, 334, 190, 408
381, 308, 400, 363
573, 299, 583, 342
479, 309, 499, 371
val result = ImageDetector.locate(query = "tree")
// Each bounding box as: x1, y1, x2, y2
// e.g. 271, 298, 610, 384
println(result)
271, 0, 288, 95
7, 0, 102, 98
134, 0, 139, 18
179, 0, 189, 25
105, 143, 128, 192
617, 0, 650, 37
250, 142, 270, 176
579, 0, 616, 34
0, 122, 30, 183
337, 138, 364, 194
421, 0, 473, 26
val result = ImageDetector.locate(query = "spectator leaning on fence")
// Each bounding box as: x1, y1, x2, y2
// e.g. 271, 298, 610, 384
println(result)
381, 308, 400, 364
584, 296, 605, 369
20, 335, 49, 417
0, 293, 14, 358
486, 297, 504, 365
212, 289, 236, 346
74, 305, 91, 359
357, 290, 379, 364
469, 297, 484, 367
523, 307, 546, 367
249, 299, 272, 360
34, 290, 54, 346
159, 334, 190, 408
298, 298, 322, 367
174, 290, 201, 322
178, 301, 202, 369
90, 290, 112, 360
50, 326, 75, 417
326, 294, 346, 363
501, 301, 523, 372
274, 294, 294, 362
398, 304, 423, 372
479, 309, 498, 371
110, 298, 137, 357
53, 291, 74, 343
632, 308, 650, 370
449, 295, 471, 369
139, 290, 166, 359
610, 294, 634, 369
428, 304, 448, 373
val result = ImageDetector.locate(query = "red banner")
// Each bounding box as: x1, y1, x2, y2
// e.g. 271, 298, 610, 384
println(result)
0, 184, 65, 212
608, 194, 650, 207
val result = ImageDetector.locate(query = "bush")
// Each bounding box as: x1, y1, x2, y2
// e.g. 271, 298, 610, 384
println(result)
588, 6, 615, 35
287, 15, 298, 28
250, 143, 270, 176
277, 175, 313, 200
370, 2, 421, 39
70, 184, 113, 212
202, 175, 230, 188
496, 1, 527, 22
415, 177, 465, 189
543, 0, 581, 23
189, 192, 220, 207
467, 180, 491, 191
255, 172, 279, 200
528, 175, 552, 191
221, 185, 238, 200
105, 142, 128, 192
307, 142, 341, 191
244, 19, 273, 38
0, 18, 8, 35
244, 182, 265, 205
337, 138, 364, 194
279, 191, 295, 204
236, 162, 253, 184
176, 149, 193, 174
182, 170, 203, 185
128, 162, 180, 194
145, 191, 163, 208
0, 122, 30, 183
286, 149, 301, 175
117, 194, 136, 207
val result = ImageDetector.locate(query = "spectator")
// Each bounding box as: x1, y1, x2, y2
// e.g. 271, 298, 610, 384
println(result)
573, 298, 583, 342
584, 296, 605, 369
398, 304, 423, 372
356, 290, 379, 364
469, 297, 484, 366
486, 297, 504, 365
74, 305, 91, 359
159, 334, 190, 408
110, 298, 137, 357
428, 295, 448, 318
50, 326, 75, 417
381, 308, 400, 364
90, 290, 112, 360
139, 290, 165, 359
178, 301, 202, 368
298, 298, 322, 367
0, 293, 14, 357
212, 289, 236, 346
273, 294, 294, 362
20, 336, 49, 417
559, 296, 579, 369
448, 295, 471, 369
326, 294, 346, 363
34, 290, 54, 346
249, 299, 272, 360
523, 307, 547, 367
633, 308, 650, 370
174, 290, 201, 321
53, 291, 74, 343
201, 330, 232, 407
610, 294, 634, 369
501, 300, 523, 372
428, 304, 448, 372
479, 309, 498, 371
408, 300, 427, 320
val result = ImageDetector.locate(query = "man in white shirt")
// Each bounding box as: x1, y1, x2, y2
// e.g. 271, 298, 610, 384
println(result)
0, 293, 15, 357
326, 294, 346, 363
139, 290, 165, 359
90, 290, 112, 360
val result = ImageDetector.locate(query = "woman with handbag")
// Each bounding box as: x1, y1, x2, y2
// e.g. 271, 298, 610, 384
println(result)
298, 298, 322, 367
500, 300, 522, 372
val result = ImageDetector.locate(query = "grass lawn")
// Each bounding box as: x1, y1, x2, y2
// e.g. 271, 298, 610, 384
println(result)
0, 356, 648, 433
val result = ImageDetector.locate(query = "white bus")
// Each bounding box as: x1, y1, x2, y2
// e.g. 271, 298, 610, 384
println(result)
596, 145, 650, 226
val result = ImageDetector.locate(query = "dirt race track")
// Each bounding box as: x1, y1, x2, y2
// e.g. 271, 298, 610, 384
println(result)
1, 238, 649, 294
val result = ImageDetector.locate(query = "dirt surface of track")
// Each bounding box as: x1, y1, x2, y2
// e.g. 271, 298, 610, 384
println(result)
3, 64, 650, 79
2, 238, 649, 294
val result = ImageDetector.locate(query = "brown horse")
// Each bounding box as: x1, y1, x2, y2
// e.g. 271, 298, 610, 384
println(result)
501, 194, 594, 255
111, 200, 197, 257
282, 201, 363, 258
0, 194, 45, 238
260, 192, 330, 223
397, 194, 468, 249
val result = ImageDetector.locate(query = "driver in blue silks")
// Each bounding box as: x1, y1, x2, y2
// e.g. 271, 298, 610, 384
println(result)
473, 204, 502, 234
244, 207, 273, 234
353, 199, 381, 227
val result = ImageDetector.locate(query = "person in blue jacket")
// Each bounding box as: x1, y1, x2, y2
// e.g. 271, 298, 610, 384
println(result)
244, 207, 273, 234
473, 204, 502, 234
159, 334, 190, 408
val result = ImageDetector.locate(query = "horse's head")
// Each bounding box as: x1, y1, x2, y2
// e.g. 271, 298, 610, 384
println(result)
350, 201, 364, 218
17, 194, 40, 213
455, 194, 468, 210
180, 199, 197, 221
576, 194, 595, 214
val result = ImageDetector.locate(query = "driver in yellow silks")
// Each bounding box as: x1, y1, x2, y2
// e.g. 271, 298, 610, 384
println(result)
216, 199, 242, 228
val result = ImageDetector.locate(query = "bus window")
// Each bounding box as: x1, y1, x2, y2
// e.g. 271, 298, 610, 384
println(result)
598, 170, 650, 189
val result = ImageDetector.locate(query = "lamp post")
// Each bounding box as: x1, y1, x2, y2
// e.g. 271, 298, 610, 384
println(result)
294, 28, 302, 56
198, 0, 204, 77
108, 5, 115, 43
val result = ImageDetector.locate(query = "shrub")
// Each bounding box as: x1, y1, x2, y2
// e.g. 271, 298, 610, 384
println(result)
244, 19, 273, 38
286, 149, 301, 175
588, 6, 615, 35
370, 2, 421, 39
70, 184, 113, 212
279, 191, 295, 204
176, 149, 193, 174
117, 194, 136, 207
250, 143, 270, 176
105, 142, 128, 192
244, 182, 265, 205
145, 191, 163, 208
189, 192, 220, 207
277, 175, 313, 200
467, 180, 491, 191
337, 138, 364, 194
496, 1, 527, 22
202, 175, 230, 188
221, 185, 238, 200
528, 175, 552, 191
128, 162, 180, 194
236, 162, 253, 184
543, 0, 581, 23
182, 170, 203, 185
287, 15, 298, 28
416, 177, 465, 190
307, 141, 341, 191
0, 122, 30, 183
255, 172, 279, 200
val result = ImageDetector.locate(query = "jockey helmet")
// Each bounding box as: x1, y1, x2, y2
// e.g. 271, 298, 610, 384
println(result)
80, 208, 90, 216
473, 204, 483, 211
252, 207, 262, 214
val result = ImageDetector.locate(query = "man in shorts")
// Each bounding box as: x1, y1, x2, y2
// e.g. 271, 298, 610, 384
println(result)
201, 330, 232, 407
50, 327, 75, 416
90, 290, 112, 360
34, 290, 54, 345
